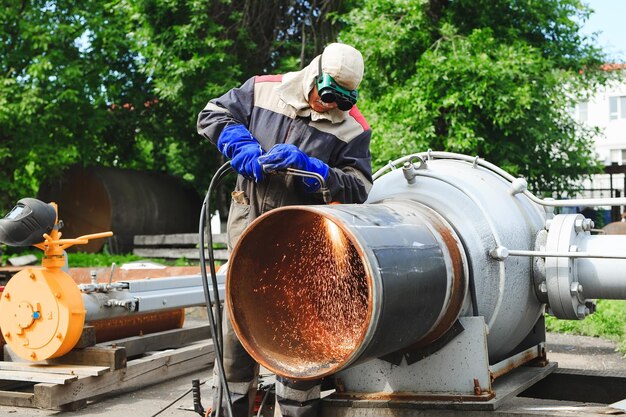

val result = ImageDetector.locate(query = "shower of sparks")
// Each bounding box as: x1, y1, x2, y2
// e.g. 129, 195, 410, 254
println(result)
324, 217, 350, 273
251, 216, 369, 375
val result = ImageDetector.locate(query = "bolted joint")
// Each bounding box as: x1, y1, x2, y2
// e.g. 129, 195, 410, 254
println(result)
489, 246, 509, 260
582, 218, 594, 232
574, 218, 584, 233
570, 281, 583, 296
573, 217, 594, 233
544, 219, 553, 231
402, 161, 417, 184
538, 282, 548, 294
576, 304, 590, 319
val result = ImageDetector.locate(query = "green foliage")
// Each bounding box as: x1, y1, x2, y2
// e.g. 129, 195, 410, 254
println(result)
0, 246, 196, 268
65, 251, 144, 267
0, 0, 348, 216
125, 0, 352, 198
546, 300, 626, 353
0, 0, 154, 212
0, 0, 622, 213
340, 0, 617, 194
67, 252, 197, 267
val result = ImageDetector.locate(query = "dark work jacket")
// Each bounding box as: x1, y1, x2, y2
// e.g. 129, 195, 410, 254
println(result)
197, 74, 372, 249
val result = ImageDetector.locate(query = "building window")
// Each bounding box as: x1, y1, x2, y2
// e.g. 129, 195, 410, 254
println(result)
609, 96, 626, 120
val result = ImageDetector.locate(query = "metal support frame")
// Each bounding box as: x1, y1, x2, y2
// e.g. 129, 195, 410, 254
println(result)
330, 316, 554, 411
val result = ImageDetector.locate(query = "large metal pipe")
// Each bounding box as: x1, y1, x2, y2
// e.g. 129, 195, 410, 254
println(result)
220, 152, 626, 400
227, 200, 468, 379
574, 235, 626, 299
80, 274, 226, 321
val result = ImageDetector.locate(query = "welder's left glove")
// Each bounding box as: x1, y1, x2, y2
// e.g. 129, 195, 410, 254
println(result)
258, 144, 329, 192
217, 124, 264, 182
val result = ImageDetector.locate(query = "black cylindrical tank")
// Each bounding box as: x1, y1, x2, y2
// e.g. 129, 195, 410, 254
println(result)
38, 166, 201, 253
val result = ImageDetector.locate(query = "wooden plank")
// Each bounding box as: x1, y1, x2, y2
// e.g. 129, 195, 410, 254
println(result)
133, 247, 229, 260
0, 370, 78, 384
133, 233, 227, 246
0, 362, 110, 377
3, 343, 121, 371
47, 345, 126, 370
33, 340, 214, 409
0, 390, 34, 407
75, 325, 97, 348
96, 324, 211, 357
122, 340, 214, 380
134, 233, 199, 246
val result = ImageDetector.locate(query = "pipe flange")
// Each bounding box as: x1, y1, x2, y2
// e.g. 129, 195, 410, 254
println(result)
544, 214, 590, 319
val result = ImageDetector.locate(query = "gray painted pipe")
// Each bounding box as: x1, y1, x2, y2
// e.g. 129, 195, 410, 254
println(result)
577, 234, 626, 299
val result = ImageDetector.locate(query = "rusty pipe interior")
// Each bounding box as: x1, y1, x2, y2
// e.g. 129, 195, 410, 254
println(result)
227, 202, 467, 379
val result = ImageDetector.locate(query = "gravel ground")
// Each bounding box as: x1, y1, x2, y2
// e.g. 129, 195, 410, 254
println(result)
545, 332, 626, 371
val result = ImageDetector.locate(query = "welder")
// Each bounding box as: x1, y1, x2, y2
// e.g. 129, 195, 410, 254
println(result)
197, 42, 372, 417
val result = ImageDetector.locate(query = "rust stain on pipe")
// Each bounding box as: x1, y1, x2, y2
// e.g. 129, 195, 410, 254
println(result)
89, 308, 185, 342
332, 390, 495, 402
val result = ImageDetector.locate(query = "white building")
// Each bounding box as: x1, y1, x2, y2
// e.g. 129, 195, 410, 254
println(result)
578, 79, 626, 166
575, 71, 626, 209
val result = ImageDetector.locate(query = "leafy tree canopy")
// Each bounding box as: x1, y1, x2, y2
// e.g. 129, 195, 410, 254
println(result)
0, 0, 619, 217
0, 0, 151, 211
0, 0, 345, 213
340, 0, 618, 194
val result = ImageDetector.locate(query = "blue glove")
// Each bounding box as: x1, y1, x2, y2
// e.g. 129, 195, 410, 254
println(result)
258, 144, 329, 191
217, 124, 264, 182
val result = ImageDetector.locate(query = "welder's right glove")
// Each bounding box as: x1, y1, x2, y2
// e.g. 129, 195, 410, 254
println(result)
258, 144, 329, 192
217, 124, 264, 182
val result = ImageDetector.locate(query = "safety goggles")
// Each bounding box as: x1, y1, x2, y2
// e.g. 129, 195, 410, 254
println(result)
315, 58, 358, 111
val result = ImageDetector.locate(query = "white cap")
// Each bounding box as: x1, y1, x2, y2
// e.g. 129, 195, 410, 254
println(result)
320, 43, 364, 90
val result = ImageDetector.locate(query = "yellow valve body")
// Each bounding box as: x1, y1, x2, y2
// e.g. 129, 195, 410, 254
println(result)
0, 267, 85, 361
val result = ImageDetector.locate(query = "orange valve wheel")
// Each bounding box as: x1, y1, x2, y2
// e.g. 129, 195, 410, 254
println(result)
0, 267, 86, 361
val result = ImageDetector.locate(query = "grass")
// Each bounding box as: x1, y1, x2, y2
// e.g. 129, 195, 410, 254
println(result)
66, 251, 197, 267
546, 299, 626, 353
0, 246, 198, 268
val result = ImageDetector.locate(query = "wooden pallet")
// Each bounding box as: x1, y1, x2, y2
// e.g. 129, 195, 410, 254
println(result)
133, 232, 230, 261
0, 323, 214, 410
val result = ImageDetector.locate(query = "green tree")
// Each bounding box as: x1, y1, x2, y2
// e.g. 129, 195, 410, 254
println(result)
0, 0, 348, 215
126, 0, 350, 212
341, 0, 616, 194
0, 0, 153, 212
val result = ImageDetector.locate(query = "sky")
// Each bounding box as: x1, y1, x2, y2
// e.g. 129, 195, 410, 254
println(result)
582, 0, 626, 62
